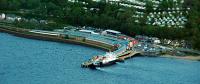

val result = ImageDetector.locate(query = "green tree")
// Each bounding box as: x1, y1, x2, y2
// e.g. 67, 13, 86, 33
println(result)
0, 0, 8, 10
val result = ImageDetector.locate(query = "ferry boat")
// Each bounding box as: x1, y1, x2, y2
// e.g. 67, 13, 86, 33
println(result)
91, 53, 117, 67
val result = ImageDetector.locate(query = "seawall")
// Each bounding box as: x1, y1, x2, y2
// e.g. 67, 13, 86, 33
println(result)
0, 25, 114, 52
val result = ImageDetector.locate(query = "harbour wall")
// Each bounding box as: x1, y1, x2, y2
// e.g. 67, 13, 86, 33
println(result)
0, 25, 115, 52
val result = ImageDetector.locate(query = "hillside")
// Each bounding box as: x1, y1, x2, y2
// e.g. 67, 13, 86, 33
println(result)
0, 0, 200, 49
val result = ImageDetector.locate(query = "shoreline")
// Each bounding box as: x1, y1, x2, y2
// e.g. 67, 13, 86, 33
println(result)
1, 25, 199, 62
160, 55, 200, 61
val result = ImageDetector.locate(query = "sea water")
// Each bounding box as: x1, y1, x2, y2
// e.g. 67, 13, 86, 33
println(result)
0, 33, 199, 84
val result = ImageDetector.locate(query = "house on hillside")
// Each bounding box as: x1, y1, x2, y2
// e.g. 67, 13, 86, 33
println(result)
5, 14, 22, 22
0, 13, 6, 20
6, 14, 16, 22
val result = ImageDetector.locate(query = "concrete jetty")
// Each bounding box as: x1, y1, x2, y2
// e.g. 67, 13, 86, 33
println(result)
117, 50, 141, 60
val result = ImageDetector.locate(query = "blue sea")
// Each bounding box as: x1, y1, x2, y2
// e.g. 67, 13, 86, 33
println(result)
0, 33, 200, 84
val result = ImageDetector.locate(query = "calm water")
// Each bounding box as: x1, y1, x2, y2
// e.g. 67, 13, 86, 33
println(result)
0, 33, 200, 84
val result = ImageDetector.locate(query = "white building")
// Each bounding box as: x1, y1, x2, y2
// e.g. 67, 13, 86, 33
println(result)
102, 29, 121, 36
0, 13, 6, 20
79, 29, 99, 34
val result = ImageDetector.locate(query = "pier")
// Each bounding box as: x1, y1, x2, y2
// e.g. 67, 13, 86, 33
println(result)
0, 26, 114, 51
0, 26, 141, 68
117, 50, 141, 60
